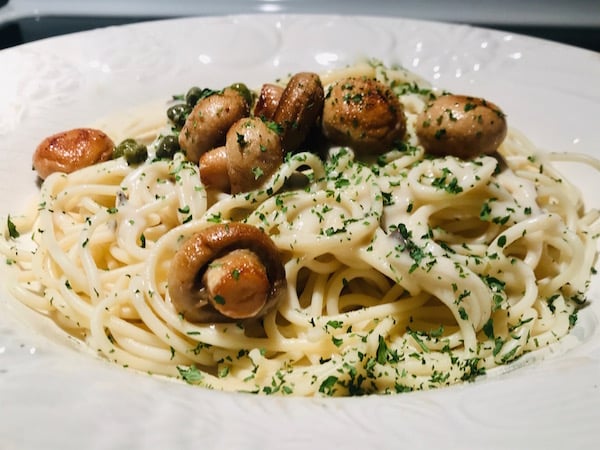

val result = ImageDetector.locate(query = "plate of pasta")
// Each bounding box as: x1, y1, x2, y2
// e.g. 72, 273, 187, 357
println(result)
0, 14, 599, 449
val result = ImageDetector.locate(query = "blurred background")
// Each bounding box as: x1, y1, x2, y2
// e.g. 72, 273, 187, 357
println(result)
0, 0, 599, 51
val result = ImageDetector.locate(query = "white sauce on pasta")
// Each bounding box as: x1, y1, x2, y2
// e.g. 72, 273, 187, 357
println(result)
1, 61, 598, 396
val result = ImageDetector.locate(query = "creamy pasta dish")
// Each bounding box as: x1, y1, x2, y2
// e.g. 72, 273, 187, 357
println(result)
1, 60, 598, 396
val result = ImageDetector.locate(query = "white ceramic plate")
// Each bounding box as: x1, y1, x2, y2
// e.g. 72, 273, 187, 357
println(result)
1, 15, 599, 449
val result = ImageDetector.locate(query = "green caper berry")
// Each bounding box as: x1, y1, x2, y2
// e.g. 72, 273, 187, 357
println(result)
114, 138, 147, 165
113, 143, 125, 159
229, 82, 253, 106
185, 86, 204, 106
125, 143, 147, 165
167, 103, 192, 128
156, 135, 180, 159
113, 138, 135, 159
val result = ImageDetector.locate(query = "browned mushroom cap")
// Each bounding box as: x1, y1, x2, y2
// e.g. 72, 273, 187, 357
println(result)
178, 87, 250, 163
415, 94, 507, 159
253, 83, 284, 120
321, 77, 406, 155
199, 117, 283, 194
167, 222, 287, 323
32, 128, 114, 180
272, 72, 324, 152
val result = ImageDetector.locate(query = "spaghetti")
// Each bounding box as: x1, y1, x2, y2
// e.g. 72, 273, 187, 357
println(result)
1, 61, 598, 396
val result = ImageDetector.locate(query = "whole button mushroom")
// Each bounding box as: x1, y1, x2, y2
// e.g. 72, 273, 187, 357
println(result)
415, 94, 507, 159
178, 87, 250, 163
199, 117, 283, 194
32, 128, 115, 180
272, 72, 324, 152
321, 77, 406, 155
167, 222, 287, 323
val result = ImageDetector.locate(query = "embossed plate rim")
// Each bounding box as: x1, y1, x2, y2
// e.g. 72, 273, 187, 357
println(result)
0, 14, 599, 449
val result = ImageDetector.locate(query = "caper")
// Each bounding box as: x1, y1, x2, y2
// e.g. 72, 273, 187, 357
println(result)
113, 138, 133, 159
185, 86, 204, 107
156, 135, 180, 159
114, 138, 148, 165
167, 103, 192, 128
229, 82, 254, 106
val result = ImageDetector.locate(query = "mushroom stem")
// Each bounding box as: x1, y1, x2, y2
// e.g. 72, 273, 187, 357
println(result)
203, 248, 270, 319
199, 146, 230, 191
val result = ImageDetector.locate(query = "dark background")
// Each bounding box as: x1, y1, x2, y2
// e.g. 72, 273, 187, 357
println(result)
0, 2, 599, 52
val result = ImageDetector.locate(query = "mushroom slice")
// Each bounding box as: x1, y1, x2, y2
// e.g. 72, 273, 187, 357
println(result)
272, 72, 325, 152
167, 223, 287, 323
322, 77, 406, 155
32, 128, 114, 180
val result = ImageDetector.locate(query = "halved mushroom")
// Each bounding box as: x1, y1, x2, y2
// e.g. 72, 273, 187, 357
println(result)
167, 222, 287, 323
32, 128, 115, 180
272, 72, 324, 152
415, 94, 507, 159
321, 77, 406, 155
178, 87, 250, 163
199, 117, 283, 194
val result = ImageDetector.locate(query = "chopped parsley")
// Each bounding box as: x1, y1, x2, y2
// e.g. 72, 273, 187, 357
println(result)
7, 215, 19, 238
177, 365, 204, 384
